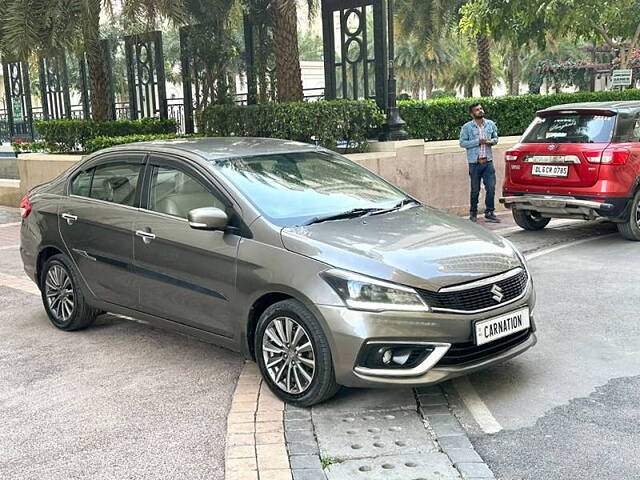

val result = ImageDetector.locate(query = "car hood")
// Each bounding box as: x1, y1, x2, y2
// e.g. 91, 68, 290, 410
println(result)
281, 206, 521, 291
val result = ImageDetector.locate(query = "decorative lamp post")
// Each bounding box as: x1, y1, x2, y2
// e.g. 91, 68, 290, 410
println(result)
381, 0, 408, 141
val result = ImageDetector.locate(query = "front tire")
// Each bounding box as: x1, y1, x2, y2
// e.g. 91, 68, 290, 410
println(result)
617, 190, 640, 241
513, 209, 551, 231
255, 299, 339, 407
41, 254, 99, 331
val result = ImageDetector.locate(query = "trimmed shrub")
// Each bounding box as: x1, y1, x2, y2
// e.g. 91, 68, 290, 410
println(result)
197, 100, 385, 152
399, 89, 640, 141
84, 134, 192, 153
34, 118, 179, 152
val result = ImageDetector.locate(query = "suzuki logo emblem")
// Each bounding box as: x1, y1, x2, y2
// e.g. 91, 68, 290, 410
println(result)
491, 284, 504, 303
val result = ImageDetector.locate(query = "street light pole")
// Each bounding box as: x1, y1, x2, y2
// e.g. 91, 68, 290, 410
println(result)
382, 0, 408, 141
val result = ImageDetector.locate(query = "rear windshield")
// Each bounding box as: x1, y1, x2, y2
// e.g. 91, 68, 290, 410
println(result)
521, 113, 616, 144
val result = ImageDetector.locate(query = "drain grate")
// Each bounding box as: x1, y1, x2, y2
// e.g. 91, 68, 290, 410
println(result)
314, 409, 437, 461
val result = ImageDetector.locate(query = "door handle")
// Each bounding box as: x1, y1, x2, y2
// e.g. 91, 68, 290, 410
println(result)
136, 230, 156, 245
61, 213, 78, 225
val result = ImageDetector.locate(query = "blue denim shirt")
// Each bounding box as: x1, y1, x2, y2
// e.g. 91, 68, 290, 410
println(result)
459, 119, 499, 164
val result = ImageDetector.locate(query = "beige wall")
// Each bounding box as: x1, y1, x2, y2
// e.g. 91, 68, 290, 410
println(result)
0, 138, 522, 214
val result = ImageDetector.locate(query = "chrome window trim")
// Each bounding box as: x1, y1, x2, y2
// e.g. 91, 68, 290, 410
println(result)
354, 342, 451, 378
438, 267, 523, 293
69, 194, 142, 213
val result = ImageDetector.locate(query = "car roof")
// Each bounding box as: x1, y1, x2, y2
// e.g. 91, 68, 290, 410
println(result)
539, 101, 640, 114
104, 137, 322, 161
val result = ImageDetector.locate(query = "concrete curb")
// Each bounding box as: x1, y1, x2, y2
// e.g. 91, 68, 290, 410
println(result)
416, 386, 496, 480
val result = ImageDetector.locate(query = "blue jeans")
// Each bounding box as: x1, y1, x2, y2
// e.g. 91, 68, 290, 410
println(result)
469, 161, 496, 214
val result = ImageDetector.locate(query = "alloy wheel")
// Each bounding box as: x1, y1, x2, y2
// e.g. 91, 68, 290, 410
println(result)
45, 265, 74, 323
261, 316, 316, 394
636, 200, 640, 228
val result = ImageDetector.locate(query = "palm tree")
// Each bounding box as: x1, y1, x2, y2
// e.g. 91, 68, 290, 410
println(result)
396, 0, 496, 96
244, 0, 316, 102
0, 0, 187, 121
438, 32, 502, 97
395, 34, 448, 99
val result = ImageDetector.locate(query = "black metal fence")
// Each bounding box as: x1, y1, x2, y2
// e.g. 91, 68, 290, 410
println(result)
1, 25, 332, 141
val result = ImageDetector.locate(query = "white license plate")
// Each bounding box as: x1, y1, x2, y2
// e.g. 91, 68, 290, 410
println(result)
474, 307, 530, 346
532, 164, 569, 177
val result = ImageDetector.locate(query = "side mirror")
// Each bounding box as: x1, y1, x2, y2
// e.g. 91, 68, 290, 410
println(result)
188, 207, 228, 231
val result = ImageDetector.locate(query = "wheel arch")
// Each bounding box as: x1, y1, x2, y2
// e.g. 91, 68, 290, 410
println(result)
243, 288, 332, 361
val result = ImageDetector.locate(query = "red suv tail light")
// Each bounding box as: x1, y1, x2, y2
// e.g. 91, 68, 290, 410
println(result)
601, 147, 630, 165
505, 150, 519, 161
585, 148, 630, 165
20, 195, 32, 219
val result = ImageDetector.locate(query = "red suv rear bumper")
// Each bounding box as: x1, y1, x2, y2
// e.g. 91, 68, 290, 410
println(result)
500, 192, 631, 220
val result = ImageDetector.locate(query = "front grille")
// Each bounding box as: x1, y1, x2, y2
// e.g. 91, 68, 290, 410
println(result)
437, 329, 532, 366
418, 269, 528, 313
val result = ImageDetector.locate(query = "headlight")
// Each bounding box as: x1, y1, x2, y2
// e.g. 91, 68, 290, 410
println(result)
321, 269, 429, 312
504, 239, 529, 272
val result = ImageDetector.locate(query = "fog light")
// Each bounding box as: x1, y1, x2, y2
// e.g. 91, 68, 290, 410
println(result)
381, 349, 393, 365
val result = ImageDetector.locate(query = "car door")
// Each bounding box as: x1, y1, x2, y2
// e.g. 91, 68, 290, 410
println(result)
133, 154, 239, 337
58, 153, 145, 308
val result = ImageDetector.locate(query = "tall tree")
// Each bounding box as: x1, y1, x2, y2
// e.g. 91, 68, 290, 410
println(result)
272, 0, 304, 101
396, 0, 496, 97
0, 0, 187, 121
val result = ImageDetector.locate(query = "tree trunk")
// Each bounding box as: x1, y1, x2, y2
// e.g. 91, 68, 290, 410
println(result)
272, 0, 304, 102
508, 48, 520, 96
425, 73, 433, 99
464, 82, 473, 97
476, 34, 492, 97
81, 0, 113, 121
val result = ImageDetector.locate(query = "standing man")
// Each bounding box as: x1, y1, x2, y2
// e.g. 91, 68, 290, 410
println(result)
459, 103, 501, 223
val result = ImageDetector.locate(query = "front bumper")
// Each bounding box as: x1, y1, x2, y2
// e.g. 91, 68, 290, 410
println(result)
500, 194, 629, 219
317, 285, 536, 388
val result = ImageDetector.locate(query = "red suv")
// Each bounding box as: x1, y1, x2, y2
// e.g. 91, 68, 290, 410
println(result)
501, 101, 640, 240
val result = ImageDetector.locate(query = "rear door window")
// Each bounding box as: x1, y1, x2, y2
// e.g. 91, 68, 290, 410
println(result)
88, 163, 142, 207
522, 113, 616, 144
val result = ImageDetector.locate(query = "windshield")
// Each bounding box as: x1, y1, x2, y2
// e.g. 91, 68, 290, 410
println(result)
213, 151, 411, 226
521, 113, 616, 144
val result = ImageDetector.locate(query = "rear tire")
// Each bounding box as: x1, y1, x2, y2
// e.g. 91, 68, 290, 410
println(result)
255, 299, 339, 407
617, 190, 640, 241
513, 209, 551, 231
40, 254, 99, 331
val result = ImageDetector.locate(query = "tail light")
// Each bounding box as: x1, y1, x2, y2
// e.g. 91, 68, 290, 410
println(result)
601, 147, 630, 165
585, 148, 630, 165
20, 195, 32, 219
505, 150, 519, 161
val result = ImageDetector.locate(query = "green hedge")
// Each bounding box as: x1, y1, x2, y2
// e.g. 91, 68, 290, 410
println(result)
399, 89, 640, 141
84, 134, 191, 153
34, 118, 179, 152
197, 100, 384, 152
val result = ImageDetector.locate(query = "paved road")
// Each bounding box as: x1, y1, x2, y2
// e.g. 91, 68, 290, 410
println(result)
0, 210, 243, 480
446, 222, 640, 480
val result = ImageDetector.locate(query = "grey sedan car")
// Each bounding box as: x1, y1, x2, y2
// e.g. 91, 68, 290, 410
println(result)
20, 138, 536, 406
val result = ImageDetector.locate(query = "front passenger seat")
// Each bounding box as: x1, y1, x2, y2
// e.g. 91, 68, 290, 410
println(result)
155, 173, 216, 218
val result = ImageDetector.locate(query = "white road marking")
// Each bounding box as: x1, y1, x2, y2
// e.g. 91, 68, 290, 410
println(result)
0, 222, 20, 228
525, 233, 617, 261
453, 376, 503, 434
454, 231, 617, 434
0, 245, 18, 250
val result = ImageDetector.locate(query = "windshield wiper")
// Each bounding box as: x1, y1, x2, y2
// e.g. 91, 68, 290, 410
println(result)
304, 207, 384, 226
369, 198, 421, 216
